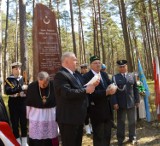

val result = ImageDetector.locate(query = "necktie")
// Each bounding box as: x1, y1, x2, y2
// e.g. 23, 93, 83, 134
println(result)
123, 73, 126, 83
100, 77, 105, 88
73, 73, 82, 86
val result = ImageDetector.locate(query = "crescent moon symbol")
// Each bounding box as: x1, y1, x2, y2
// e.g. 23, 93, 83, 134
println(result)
43, 16, 50, 25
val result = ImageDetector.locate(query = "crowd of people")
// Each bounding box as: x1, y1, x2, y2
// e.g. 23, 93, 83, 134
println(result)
0, 51, 147, 146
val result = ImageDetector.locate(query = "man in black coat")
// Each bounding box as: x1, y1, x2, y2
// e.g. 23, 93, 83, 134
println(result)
112, 60, 140, 146
53, 52, 98, 146
83, 56, 116, 146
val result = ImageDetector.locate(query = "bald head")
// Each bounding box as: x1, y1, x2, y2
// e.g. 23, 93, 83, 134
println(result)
61, 52, 78, 72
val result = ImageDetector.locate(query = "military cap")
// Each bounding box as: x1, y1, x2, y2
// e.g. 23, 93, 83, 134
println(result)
80, 63, 88, 68
11, 62, 22, 69
116, 60, 127, 66
101, 64, 106, 69
90, 55, 100, 63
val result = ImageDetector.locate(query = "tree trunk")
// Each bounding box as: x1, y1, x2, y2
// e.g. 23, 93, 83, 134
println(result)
119, 0, 133, 71
92, 0, 97, 56
3, 0, 9, 83
97, 0, 105, 63
148, 0, 160, 62
128, 26, 135, 71
156, 0, 160, 30
19, 0, 28, 83
141, 1, 153, 78
69, 0, 77, 55
0, 0, 3, 93
15, 0, 19, 61
77, 0, 86, 63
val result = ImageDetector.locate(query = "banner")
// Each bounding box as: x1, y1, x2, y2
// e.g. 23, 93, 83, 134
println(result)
153, 56, 160, 120
138, 59, 151, 122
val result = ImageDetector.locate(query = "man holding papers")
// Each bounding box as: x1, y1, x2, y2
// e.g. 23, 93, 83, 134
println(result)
83, 55, 116, 146
54, 52, 99, 146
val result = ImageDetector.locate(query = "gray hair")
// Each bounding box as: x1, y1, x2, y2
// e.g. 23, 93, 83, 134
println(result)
61, 52, 75, 63
37, 71, 50, 80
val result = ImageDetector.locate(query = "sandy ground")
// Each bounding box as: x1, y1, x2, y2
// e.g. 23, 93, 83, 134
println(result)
81, 119, 160, 146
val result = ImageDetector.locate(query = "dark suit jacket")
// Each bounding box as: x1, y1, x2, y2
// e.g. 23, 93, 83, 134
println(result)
112, 73, 140, 109
83, 70, 113, 123
53, 67, 88, 125
0, 96, 9, 123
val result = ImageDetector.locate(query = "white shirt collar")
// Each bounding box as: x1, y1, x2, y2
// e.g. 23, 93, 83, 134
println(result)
121, 72, 127, 76
91, 69, 100, 75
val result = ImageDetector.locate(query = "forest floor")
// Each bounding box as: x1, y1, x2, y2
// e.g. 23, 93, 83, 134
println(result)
82, 118, 160, 146
81, 82, 160, 146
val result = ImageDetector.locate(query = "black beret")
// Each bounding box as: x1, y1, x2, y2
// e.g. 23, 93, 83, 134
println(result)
116, 60, 127, 66
90, 55, 100, 63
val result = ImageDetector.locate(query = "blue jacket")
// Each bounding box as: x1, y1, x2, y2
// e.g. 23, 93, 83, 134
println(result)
112, 73, 140, 109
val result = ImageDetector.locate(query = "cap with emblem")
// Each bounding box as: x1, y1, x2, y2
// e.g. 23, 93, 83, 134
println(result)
11, 62, 22, 69
90, 55, 100, 63
116, 60, 127, 66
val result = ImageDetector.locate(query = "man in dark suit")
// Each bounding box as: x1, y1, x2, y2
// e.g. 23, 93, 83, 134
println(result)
83, 56, 116, 146
112, 60, 140, 146
53, 52, 99, 146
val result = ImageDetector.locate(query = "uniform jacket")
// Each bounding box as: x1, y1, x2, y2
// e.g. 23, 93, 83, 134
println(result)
112, 73, 140, 109
83, 70, 113, 123
53, 67, 88, 125
4, 75, 24, 95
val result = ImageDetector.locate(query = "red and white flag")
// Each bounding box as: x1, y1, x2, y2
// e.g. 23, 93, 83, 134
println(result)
153, 56, 160, 120
0, 122, 20, 146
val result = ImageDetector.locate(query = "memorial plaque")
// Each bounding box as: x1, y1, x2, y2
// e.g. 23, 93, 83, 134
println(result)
33, 3, 61, 80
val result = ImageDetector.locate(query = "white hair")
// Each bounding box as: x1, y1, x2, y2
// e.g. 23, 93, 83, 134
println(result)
61, 52, 75, 63
37, 71, 49, 80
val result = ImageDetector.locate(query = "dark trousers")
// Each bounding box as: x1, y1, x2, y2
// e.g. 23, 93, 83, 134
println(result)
58, 123, 83, 146
8, 97, 27, 138
91, 120, 112, 146
117, 107, 136, 144
84, 113, 90, 125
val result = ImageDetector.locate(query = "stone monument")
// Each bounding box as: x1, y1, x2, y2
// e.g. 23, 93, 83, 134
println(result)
33, 3, 61, 80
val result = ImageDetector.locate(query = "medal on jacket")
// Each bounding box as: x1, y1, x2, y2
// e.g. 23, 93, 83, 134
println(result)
42, 96, 47, 104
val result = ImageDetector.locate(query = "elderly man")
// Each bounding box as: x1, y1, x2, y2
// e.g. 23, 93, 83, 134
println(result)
26, 71, 59, 146
4, 62, 28, 146
112, 60, 140, 146
83, 55, 116, 146
54, 52, 99, 146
